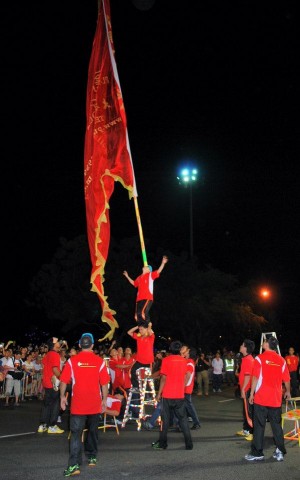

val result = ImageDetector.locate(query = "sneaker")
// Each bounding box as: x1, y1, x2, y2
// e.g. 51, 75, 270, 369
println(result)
88, 456, 97, 466
151, 441, 167, 450
57, 415, 62, 423
191, 423, 201, 430
48, 425, 64, 434
245, 454, 264, 461
188, 417, 193, 422
273, 448, 284, 462
236, 429, 250, 436
115, 419, 123, 425
217, 389, 222, 392
245, 433, 253, 441
38, 424, 47, 433
63, 464, 80, 477
186, 444, 193, 450
142, 420, 154, 430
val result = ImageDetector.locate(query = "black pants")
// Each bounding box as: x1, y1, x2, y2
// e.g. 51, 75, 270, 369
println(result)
290, 371, 299, 397
135, 299, 153, 323
242, 391, 253, 433
158, 398, 193, 449
251, 404, 286, 456
130, 361, 151, 388
39, 388, 60, 427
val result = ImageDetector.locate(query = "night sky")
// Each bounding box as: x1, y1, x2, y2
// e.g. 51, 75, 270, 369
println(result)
3, 1, 299, 342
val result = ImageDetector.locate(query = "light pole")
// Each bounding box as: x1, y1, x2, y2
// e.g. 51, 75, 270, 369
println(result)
177, 167, 198, 258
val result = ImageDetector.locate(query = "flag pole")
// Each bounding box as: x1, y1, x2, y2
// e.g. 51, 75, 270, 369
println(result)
133, 196, 148, 267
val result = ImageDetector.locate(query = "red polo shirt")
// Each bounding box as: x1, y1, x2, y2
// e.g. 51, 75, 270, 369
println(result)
60, 351, 110, 415
252, 350, 290, 407
160, 355, 188, 398
133, 333, 155, 364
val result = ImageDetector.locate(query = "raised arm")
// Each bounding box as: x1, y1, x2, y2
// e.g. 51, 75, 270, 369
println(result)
123, 270, 135, 286
127, 325, 139, 337
157, 256, 168, 274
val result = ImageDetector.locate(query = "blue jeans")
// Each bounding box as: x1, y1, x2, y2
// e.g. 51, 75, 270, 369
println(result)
184, 393, 200, 425
69, 414, 99, 466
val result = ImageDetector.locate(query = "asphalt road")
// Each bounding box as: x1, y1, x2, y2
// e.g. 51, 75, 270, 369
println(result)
0, 387, 299, 480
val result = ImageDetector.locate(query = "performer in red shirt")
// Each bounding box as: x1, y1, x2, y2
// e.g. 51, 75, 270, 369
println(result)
127, 321, 155, 388
245, 336, 291, 462
236, 339, 255, 440
37, 337, 64, 435
60, 333, 110, 477
123, 255, 168, 323
285, 346, 299, 397
152, 340, 193, 451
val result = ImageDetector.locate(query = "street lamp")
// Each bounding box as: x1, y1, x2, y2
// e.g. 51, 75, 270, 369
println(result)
177, 167, 198, 258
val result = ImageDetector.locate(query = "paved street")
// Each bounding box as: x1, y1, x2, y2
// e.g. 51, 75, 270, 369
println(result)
0, 387, 299, 480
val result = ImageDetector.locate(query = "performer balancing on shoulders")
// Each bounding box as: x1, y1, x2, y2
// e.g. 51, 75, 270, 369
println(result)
123, 256, 168, 323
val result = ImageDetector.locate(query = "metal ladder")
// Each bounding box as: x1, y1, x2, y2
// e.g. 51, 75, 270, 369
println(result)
259, 332, 281, 355
121, 367, 157, 430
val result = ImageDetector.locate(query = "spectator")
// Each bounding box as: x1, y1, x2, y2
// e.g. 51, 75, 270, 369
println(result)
2, 350, 23, 407
212, 352, 224, 393
196, 351, 211, 396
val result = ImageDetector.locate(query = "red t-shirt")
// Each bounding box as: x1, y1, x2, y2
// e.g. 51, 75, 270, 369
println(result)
185, 358, 195, 394
42, 350, 61, 389
134, 271, 159, 301
285, 355, 299, 373
105, 394, 122, 415
60, 351, 110, 415
133, 333, 155, 364
252, 350, 290, 407
160, 354, 188, 398
239, 354, 254, 392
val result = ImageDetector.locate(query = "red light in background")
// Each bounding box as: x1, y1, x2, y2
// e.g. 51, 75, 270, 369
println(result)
260, 288, 270, 299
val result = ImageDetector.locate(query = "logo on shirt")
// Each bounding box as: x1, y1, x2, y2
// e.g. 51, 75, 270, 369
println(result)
265, 360, 281, 366
77, 362, 97, 367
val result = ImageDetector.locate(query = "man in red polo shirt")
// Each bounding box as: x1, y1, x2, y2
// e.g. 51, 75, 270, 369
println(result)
236, 339, 255, 441
123, 255, 168, 324
127, 320, 155, 388
245, 336, 291, 462
151, 340, 193, 450
37, 337, 64, 435
285, 346, 299, 397
60, 333, 110, 477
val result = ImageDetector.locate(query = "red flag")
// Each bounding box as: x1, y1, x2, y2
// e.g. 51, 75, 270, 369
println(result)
84, 0, 137, 342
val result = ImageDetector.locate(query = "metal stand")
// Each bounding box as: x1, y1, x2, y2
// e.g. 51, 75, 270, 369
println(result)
121, 367, 157, 431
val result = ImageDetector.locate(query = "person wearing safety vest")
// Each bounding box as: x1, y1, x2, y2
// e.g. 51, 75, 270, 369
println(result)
224, 353, 236, 386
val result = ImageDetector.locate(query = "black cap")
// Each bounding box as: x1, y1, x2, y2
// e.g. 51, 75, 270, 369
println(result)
79, 333, 94, 349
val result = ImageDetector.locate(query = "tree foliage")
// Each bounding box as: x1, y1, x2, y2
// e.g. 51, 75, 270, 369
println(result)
28, 235, 267, 351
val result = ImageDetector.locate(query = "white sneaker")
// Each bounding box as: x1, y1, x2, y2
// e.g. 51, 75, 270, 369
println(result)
47, 425, 64, 434
245, 454, 264, 461
38, 424, 47, 433
273, 448, 284, 462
